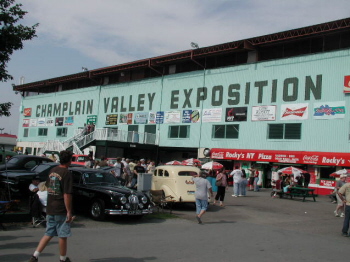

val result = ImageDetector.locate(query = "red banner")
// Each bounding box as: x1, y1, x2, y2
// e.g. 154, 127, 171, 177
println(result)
210, 148, 350, 167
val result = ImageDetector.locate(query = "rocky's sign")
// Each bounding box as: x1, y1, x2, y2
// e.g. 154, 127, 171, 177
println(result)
210, 148, 350, 167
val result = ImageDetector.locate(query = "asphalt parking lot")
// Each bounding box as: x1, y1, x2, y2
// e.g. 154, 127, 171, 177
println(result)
1, 188, 349, 262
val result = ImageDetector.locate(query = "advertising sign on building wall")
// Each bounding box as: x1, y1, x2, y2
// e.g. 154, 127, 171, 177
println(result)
202, 108, 222, 122
148, 112, 156, 124
182, 110, 200, 123
280, 103, 308, 120
29, 119, 37, 127
156, 111, 164, 124
127, 113, 133, 124
165, 111, 181, 123
313, 101, 346, 119
119, 113, 128, 124
23, 119, 29, 127
105, 114, 118, 125
87, 115, 97, 124
251, 105, 276, 121
55, 117, 63, 126
23, 108, 32, 117
344, 75, 350, 93
134, 112, 148, 124
37, 118, 46, 127
64, 116, 74, 126
225, 107, 247, 122
46, 117, 54, 126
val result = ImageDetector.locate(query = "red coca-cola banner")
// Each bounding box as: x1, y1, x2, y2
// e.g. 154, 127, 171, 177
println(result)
210, 148, 350, 167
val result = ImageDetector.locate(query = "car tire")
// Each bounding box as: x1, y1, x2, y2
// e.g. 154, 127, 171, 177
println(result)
90, 199, 105, 220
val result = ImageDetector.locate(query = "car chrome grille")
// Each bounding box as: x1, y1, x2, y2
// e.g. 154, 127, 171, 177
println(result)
128, 195, 139, 210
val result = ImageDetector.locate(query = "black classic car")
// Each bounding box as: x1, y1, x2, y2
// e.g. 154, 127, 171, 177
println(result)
0, 162, 59, 196
70, 167, 153, 220
0, 155, 53, 171
0, 162, 83, 196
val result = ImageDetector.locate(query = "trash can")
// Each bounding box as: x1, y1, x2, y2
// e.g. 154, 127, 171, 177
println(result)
137, 173, 152, 192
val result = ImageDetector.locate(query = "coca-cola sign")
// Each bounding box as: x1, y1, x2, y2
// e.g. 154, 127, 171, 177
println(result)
303, 155, 319, 164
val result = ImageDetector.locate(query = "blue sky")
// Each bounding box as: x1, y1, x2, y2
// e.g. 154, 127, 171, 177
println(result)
1, 0, 350, 135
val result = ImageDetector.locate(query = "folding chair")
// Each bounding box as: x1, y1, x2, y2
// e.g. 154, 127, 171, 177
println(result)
29, 194, 46, 228
150, 190, 175, 214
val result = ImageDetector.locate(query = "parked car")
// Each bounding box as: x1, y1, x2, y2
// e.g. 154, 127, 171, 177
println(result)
69, 167, 152, 220
71, 154, 90, 166
0, 162, 59, 196
152, 165, 200, 203
0, 155, 53, 171
0, 162, 87, 196
0, 150, 17, 165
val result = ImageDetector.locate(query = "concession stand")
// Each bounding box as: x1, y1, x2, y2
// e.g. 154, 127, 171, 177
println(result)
210, 148, 350, 195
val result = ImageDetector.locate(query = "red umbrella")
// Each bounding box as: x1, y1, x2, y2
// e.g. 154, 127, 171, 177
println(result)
201, 161, 223, 170
165, 160, 182, 165
277, 166, 305, 177
330, 169, 350, 177
182, 158, 201, 166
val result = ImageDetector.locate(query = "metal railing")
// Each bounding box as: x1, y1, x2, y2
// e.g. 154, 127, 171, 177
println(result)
37, 140, 66, 155
38, 128, 158, 155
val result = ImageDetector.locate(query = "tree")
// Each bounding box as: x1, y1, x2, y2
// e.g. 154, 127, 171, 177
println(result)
0, 0, 38, 116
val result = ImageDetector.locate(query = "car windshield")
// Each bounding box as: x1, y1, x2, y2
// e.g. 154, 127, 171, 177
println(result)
77, 156, 89, 162
178, 171, 198, 176
83, 172, 121, 185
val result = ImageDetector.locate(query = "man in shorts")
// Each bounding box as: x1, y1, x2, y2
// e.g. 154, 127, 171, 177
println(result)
29, 150, 74, 262
192, 171, 213, 224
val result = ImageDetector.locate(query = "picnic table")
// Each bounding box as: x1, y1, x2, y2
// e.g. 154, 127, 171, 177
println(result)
285, 187, 316, 202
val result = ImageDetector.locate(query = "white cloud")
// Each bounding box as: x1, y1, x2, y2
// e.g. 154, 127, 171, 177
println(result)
22, 0, 350, 66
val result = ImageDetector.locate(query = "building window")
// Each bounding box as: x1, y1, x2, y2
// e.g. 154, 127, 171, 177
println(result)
23, 128, 29, 137
169, 125, 189, 138
212, 124, 239, 139
145, 125, 156, 134
268, 123, 301, 139
57, 127, 67, 137
38, 128, 48, 136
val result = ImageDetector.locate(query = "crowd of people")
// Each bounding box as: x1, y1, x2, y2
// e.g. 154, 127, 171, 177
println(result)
28, 154, 350, 241
84, 156, 156, 189
192, 165, 261, 224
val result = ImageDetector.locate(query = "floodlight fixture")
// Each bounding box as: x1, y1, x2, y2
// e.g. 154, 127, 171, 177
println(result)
191, 42, 199, 49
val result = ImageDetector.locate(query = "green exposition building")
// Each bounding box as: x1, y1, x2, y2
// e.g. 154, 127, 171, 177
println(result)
14, 18, 350, 194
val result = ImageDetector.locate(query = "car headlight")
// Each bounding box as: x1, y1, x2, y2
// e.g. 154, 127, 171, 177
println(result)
125, 203, 130, 209
138, 203, 144, 209
141, 196, 147, 204
120, 196, 127, 204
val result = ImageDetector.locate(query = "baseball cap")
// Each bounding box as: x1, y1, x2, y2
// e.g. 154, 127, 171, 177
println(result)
33, 175, 40, 180
340, 174, 347, 178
